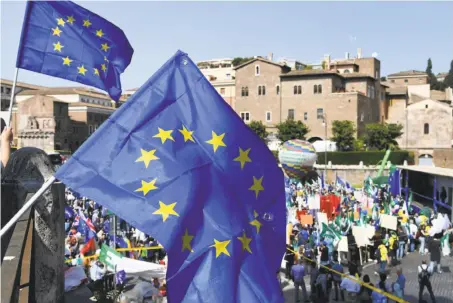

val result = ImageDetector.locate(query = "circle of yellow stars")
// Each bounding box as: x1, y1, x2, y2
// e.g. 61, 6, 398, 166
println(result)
131, 123, 266, 259
51, 15, 111, 78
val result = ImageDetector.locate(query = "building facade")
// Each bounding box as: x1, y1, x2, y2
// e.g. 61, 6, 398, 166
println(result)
1, 78, 46, 111
385, 70, 428, 86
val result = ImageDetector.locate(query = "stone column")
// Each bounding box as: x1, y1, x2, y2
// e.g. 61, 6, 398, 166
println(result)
2, 147, 65, 302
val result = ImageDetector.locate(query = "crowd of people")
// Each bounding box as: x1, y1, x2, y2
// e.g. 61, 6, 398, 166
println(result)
283, 176, 453, 303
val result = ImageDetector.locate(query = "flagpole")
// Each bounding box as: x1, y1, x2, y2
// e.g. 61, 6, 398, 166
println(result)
0, 176, 56, 238
6, 68, 20, 127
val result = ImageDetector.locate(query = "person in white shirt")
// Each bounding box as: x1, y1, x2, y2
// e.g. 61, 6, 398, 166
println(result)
409, 220, 418, 253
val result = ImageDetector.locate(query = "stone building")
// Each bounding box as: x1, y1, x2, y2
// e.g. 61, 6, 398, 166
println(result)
13, 87, 116, 151
1, 78, 46, 111
385, 70, 428, 86
233, 50, 382, 141
15, 95, 71, 151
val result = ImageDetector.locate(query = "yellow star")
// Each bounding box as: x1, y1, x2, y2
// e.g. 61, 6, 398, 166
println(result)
93, 68, 100, 76
153, 128, 175, 144
210, 239, 231, 258
237, 231, 252, 253
101, 63, 107, 72
178, 125, 195, 143
253, 210, 259, 218
101, 43, 110, 52
182, 229, 194, 252
234, 147, 252, 169
206, 131, 226, 152
249, 176, 264, 198
52, 27, 62, 37
134, 179, 158, 196
56, 18, 65, 27
83, 19, 92, 28
96, 29, 104, 37
53, 41, 64, 52
153, 201, 179, 222
135, 149, 159, 168
77, 65, 87, 76
62, 56, 72, 66
250, 219, 262, 234
66, 16, 75, 24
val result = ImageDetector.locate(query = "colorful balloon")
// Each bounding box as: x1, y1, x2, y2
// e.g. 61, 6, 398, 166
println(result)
279, 140, 317, 179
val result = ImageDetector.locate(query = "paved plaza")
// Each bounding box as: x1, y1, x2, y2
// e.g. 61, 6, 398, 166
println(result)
282, 252, 453, 303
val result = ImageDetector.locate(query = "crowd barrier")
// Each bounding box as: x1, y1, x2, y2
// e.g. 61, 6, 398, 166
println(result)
65, 245, 164, 264
286, 247, 408, 303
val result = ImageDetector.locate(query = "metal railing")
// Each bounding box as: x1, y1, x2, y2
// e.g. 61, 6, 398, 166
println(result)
1, 208, 34, 303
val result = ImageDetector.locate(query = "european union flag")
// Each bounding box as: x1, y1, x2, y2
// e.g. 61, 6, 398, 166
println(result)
16, 1, 133, 101
55, 50, 285, 302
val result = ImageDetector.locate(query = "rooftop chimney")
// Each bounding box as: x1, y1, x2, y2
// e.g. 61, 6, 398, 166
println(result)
267, 52, 274, 61
324, 54, 331, 70
345, 52, 349, 59
357, 48, 362, 59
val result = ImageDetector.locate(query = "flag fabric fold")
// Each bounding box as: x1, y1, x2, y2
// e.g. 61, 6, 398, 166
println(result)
55, 50, 285, 303
16, 0, 133, 100
388, 166, 401, 197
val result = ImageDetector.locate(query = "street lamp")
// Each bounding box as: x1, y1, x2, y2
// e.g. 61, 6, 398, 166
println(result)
322, 113, 327, 186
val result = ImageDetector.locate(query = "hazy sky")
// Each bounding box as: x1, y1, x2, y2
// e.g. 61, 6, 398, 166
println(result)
1, 1, 452, 91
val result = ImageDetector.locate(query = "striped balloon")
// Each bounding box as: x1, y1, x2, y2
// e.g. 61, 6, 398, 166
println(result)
279, 139, 317, 179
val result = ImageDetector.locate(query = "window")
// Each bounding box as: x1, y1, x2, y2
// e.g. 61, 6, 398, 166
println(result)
258, 86, 262, 95
276, 85, 280, 95
404, 79, 408, 83
294, 85, 297, 95
255, 65, 260, 76
375, 70, 379, 79
371, 86, 375, 99
266, 111, 271, 122
240, 112, 250, 122
89, 125, 94, 134
314, 84, 322, 94
381, 92, 385, 100
304, 112, 308, 121
6, 87, 11, 94
220, 88, 225, 95
317, 108, 324, 119
424, 123, 429, 134
344, 69, 350, 74
262, 86, 266, 95
425, 104, 428, 109
288, 109, 295, 120
241, 87, 249, 97
1, 87, 3, 93
391, 80, 395, 83
297, 85, 302, 94
226, 73, 231, 79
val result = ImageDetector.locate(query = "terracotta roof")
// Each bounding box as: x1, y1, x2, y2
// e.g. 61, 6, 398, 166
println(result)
0, 78, 47, 90
387, 86, 407, 96
280, 70, 341, 78
387, 70, 427, 78
233, 57, 289, 71
18, 87, 111, 100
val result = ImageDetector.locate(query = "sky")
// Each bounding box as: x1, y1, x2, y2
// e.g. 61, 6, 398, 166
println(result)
1, 1, 452, 91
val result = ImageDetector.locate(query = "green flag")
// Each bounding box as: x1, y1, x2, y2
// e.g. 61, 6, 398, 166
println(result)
98, 243, 123, 269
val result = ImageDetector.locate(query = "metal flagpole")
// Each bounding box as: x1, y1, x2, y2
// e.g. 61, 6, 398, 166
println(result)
0, 176, 56, 238
6, 68, 20, 127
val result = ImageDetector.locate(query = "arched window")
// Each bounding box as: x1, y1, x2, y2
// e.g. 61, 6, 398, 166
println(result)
314, 85, 318, 94
255, 65, 260, 76
344, 69, 350, 73
318, 84, 322, 94
276, 85, 280, 95
241, 87, 245, 96
294, 85, 297, 95
262, 86, 266, 95
297, 85, 302, 94
424, 123, 429, 134
258, 86, 262, 95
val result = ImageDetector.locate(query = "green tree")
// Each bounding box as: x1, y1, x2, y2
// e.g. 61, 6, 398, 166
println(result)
231, 57, 254, 67
354, 138, 365, 151
425, 58, 445, 90
248, 120, 269, 143
304, 65, 313, 70
331, 120, 356, 151
276, 120, 310, 142
364, 123, 404, 150
444, 60, 453, 88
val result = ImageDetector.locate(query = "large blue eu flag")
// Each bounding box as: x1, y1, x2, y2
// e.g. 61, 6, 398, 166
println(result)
16, 1, 133, 101
55, 50, 286, 302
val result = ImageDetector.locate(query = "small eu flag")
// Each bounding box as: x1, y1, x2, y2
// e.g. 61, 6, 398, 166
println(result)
16, 1, 133, 101
55, 50, 286, 302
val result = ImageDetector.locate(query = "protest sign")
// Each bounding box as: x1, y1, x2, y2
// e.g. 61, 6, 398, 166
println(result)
99, 244, 123, 270
299, 214, 313, 226
317, 212, 328, 227
337, 236, 349, 252
380, 214, 397, 230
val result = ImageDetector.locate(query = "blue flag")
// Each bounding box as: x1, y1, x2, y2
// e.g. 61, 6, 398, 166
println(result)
55, 50, 285, 302
388, 168, 401, 197
65, 205, 75, 219
16, 1, 133, 101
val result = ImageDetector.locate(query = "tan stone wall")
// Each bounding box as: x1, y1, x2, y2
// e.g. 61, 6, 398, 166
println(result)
386, 97, 407, 147
345, 79, 368, 95
315, 165, 390, 185
433, 149, 453, 168
235, 62, 283, 128
406, 100, 452, 149
388, 76, 428, 86
355, 58, 380, 79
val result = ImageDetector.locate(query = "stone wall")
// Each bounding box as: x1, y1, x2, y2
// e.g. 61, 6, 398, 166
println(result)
314, 163, 390, 185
